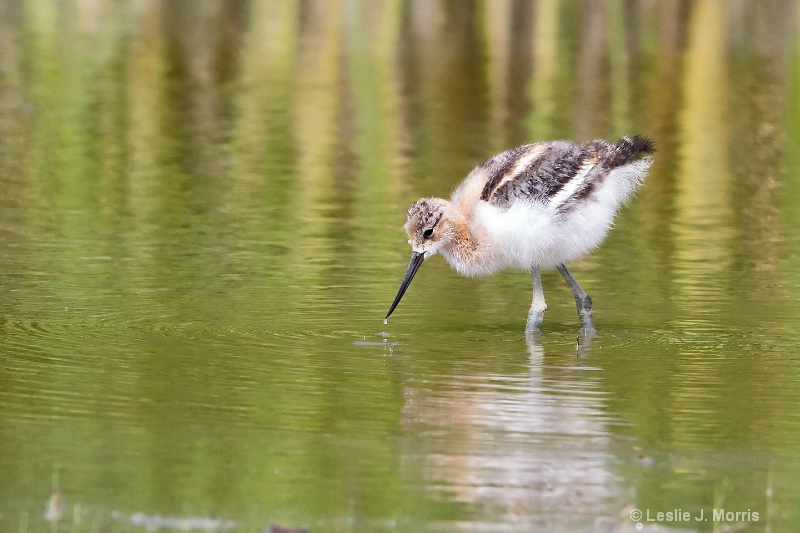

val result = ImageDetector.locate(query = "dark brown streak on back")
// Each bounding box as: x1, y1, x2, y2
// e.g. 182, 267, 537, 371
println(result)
479, 145, 536, 202
479, 136, 654, 211
490, 142, 590, 208
562, 143, 603, 208
563, 167, 602, 209
559, 136, 655, 212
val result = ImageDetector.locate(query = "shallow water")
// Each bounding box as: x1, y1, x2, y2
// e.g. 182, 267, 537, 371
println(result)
2, 1, 800, 532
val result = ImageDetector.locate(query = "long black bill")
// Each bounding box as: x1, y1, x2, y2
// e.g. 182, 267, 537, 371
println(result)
385, 251, 425, 320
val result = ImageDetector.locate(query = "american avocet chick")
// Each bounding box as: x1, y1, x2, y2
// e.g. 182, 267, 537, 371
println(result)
385, 136, 655, 335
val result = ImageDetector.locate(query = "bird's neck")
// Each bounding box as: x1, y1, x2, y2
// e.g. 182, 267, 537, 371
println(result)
444, 218, 480, 264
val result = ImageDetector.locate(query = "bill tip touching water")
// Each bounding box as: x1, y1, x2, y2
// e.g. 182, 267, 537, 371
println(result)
385, 136, 655, 335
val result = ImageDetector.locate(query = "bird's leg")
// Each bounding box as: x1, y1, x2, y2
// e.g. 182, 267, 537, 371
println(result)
556, 263, 596, 337
526, 265, 547, 334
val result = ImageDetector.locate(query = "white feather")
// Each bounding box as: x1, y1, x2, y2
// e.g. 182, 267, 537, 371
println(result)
547, 161, 595, 208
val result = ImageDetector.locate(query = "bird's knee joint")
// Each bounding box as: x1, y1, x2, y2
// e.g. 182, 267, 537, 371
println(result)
531, 302, 547, 315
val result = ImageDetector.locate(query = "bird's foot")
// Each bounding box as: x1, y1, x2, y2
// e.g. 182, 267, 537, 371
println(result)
577, 299, 595, 338
526, 308, 546, 335
578, 326, 596, 341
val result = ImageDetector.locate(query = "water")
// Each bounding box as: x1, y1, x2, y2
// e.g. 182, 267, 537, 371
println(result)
2, 1, 800, 532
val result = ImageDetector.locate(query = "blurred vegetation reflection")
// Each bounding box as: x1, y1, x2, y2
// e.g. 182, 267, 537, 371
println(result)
1, 0, 800, 531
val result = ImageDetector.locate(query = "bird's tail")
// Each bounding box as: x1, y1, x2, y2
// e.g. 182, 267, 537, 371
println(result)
603, 135, 655, 168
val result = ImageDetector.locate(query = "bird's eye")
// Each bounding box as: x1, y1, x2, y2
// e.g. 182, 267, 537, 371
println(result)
422, 228, 434, 239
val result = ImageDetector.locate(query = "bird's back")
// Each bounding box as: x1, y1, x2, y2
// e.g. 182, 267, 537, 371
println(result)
456, 136, 654, 212
446, 136, 654, 272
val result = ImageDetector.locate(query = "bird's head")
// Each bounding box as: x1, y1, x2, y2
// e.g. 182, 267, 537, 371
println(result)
385, 198, 453, 321
404, 198, 454, 258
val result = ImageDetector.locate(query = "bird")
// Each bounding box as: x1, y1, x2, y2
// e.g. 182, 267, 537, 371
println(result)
384, 135, 655, 335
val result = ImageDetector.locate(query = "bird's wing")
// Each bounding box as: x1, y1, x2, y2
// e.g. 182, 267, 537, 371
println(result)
480, 141, 601, 210
481, 136, 654, 211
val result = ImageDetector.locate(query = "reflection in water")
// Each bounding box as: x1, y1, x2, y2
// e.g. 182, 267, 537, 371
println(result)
44, 491, 64, 522
47, 502, 239, 532
124, 512, 237, 531
402, 337, 622, 531
672, 0, 733, 335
